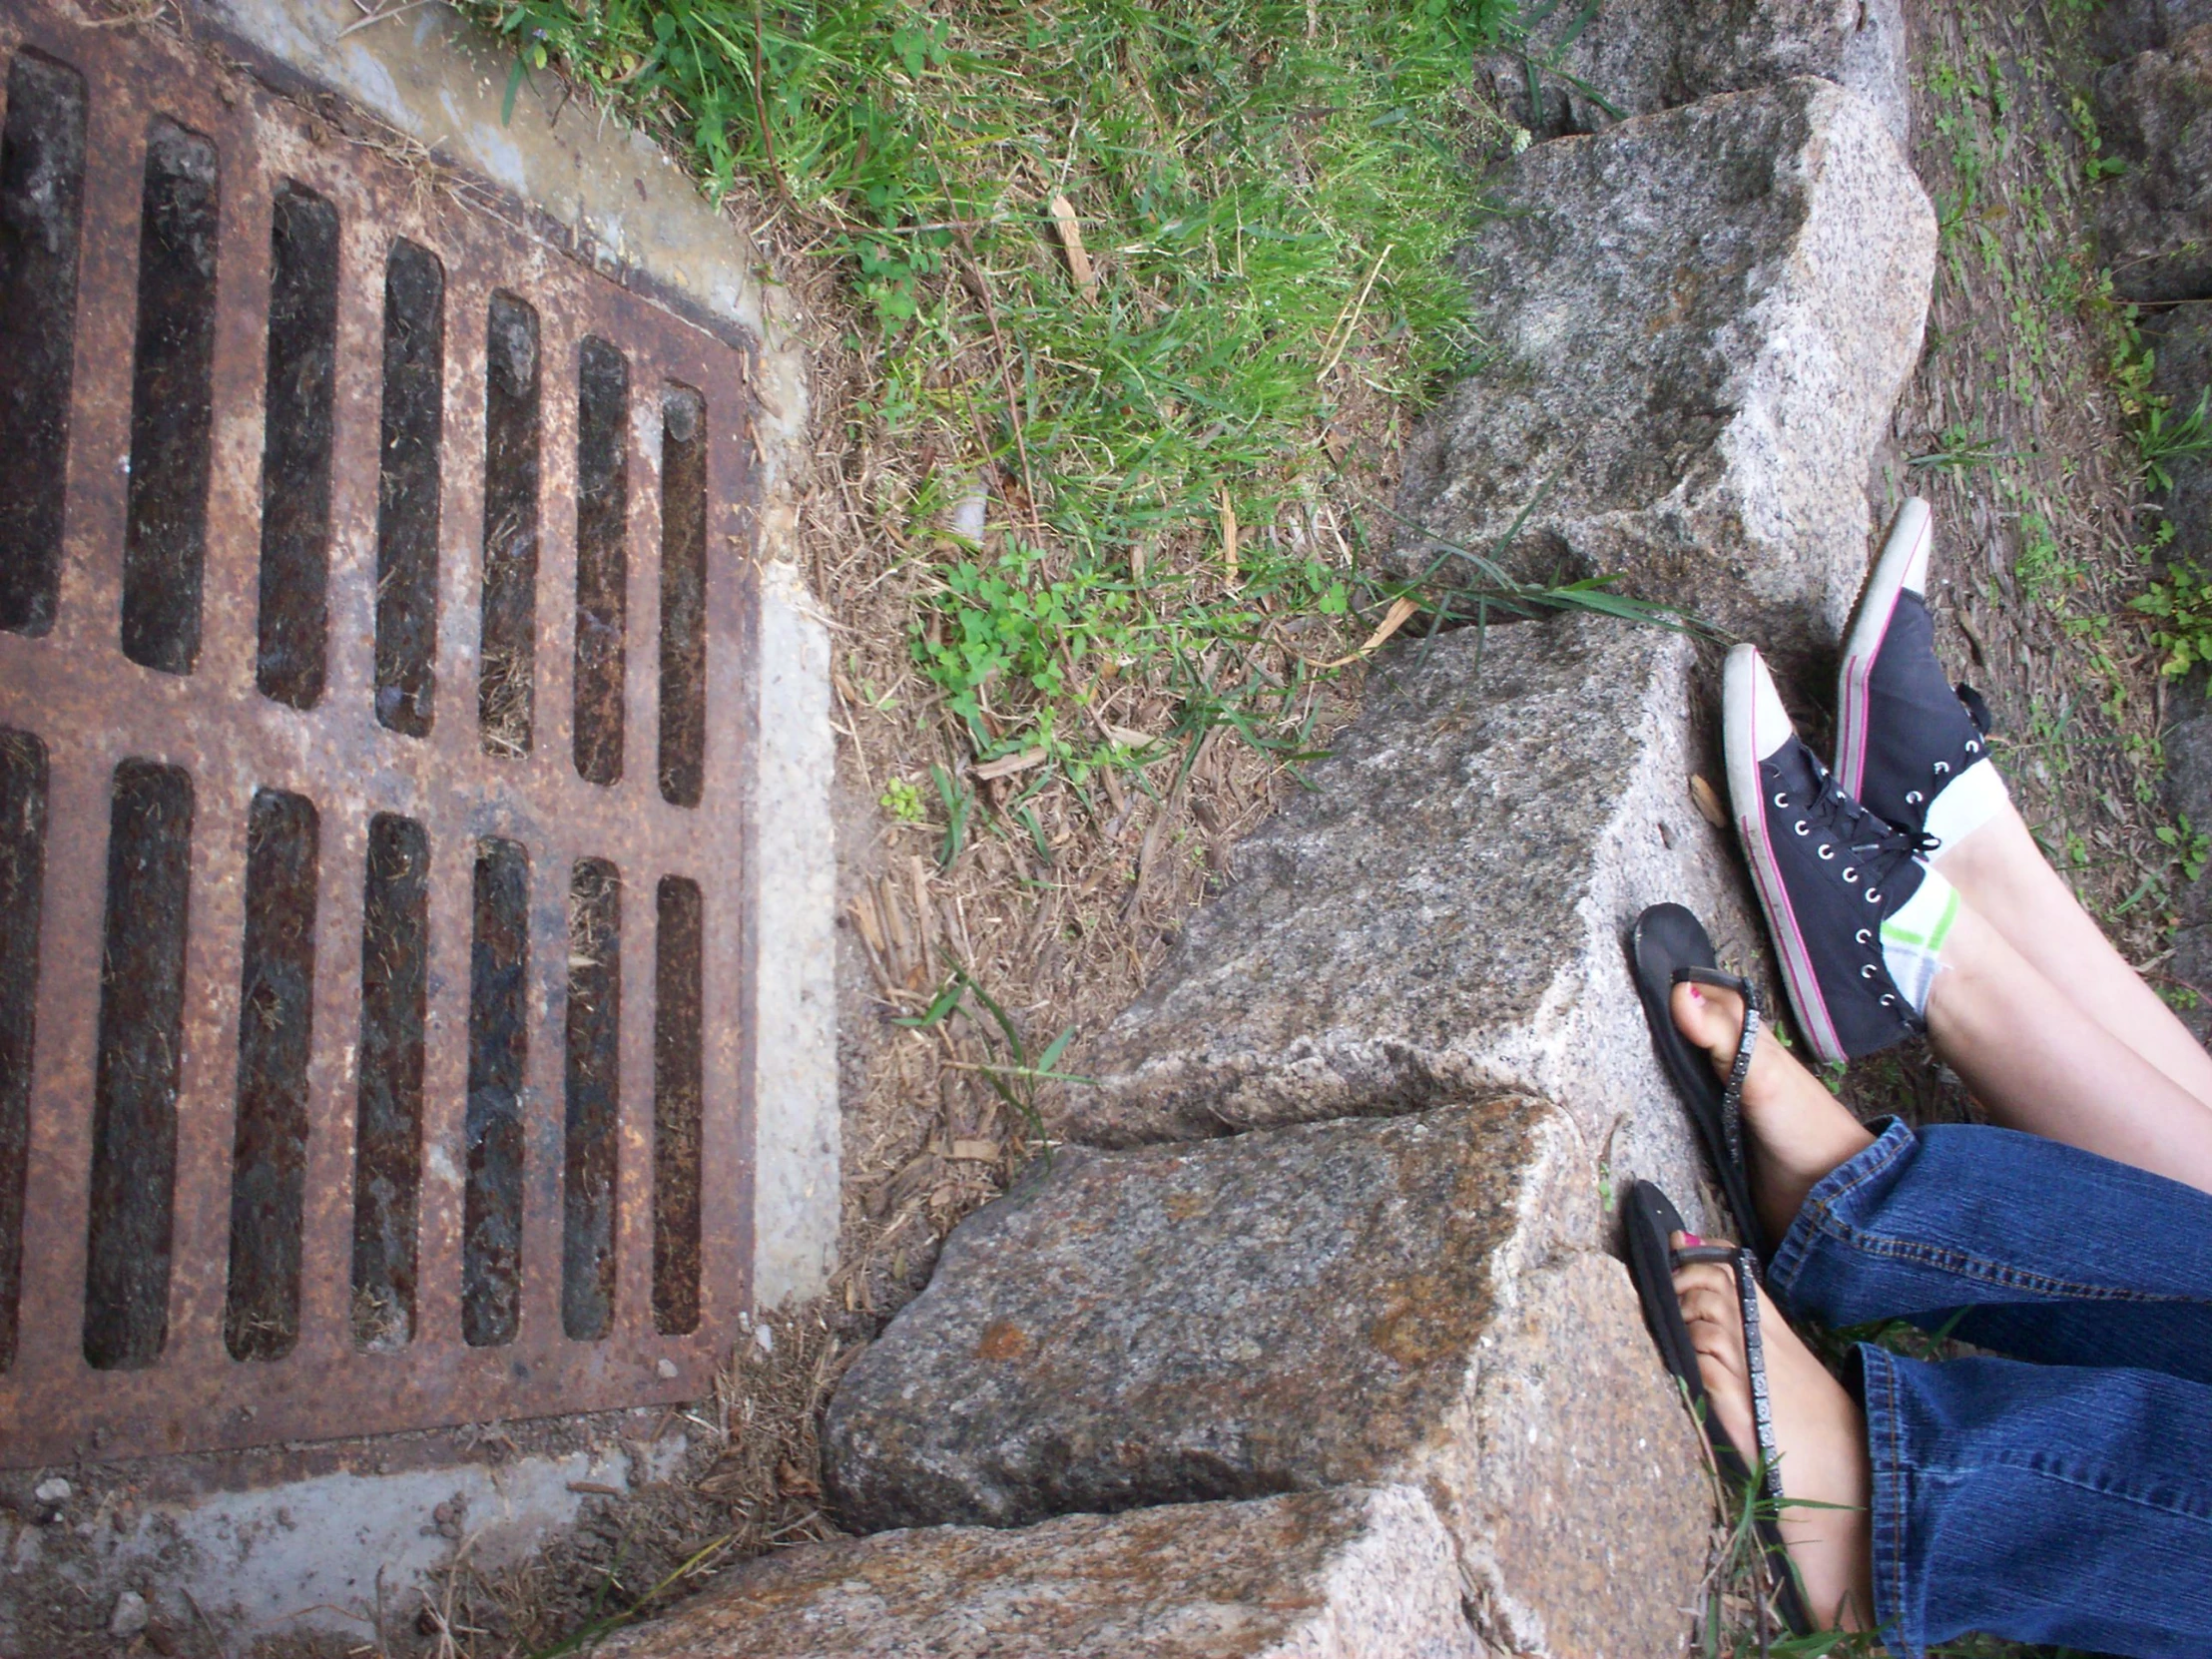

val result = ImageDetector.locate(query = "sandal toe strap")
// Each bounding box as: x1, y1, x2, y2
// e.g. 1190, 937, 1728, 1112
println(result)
1670, 968, 1762, 1169
1670, 1241, 1785, 1508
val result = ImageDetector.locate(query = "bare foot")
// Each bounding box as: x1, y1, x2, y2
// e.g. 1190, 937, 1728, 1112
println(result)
1669, 981, 1876, 1245
1673, 1233, 1877, 1631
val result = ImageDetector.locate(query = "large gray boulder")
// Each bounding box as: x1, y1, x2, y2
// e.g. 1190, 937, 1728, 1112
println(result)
1383, 78, 1935, 657
1063, 612, 1769, 1231
825, 1100, 1710, 1659
1485, 0, 1908, 148
597, 1487, 1480, 1659
2095, 24, 2212, 302
2088, 0, 2212, 61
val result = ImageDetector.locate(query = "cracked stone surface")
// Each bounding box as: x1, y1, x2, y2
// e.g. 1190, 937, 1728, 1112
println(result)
1484, 0, 1908, 148
596, 1486, 1480, 1659
1065, 614, 1770, 1239
825, 1100, 1709, 1659
2095, 23, 2212, 302
1382, 78, 1934, 658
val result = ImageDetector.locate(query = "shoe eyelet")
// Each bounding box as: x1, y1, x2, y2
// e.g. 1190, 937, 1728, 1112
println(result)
1835, 789, 1847, 802
1861, 964, 1878, 979
1880, 993, 1897, 1006
1867, 888, 1882, 903
1843, 867, 1859, 882
1857, 928, 1873, 945
1934, 761, 1950, 776
1818, 843, 1835, 860
1772, 792, 1789, 809
1966, 740, 1980, 754
1905, 791, 1925, 807
1794, 821, 1810, 836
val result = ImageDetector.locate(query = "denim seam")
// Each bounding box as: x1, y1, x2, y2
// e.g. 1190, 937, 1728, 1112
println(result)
1870, 1348, 1917, 1659
1902, 1454, 2212, 1525
1795, 1222, 2212, 1306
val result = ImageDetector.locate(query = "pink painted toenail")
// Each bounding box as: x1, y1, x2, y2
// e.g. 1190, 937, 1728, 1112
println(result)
1688, 984, 1704, 1001
1680, 1232, 1704, 1247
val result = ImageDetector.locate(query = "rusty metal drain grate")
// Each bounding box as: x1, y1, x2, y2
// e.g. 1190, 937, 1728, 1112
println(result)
0, 0, 760, 1465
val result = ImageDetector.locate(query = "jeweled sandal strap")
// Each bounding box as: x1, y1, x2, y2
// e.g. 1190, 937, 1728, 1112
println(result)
1671, 967, 1762, 1170
1734, 1247, 1786, 1510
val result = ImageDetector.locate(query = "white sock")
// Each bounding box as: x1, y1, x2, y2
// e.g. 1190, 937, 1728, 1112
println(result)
1880, 867, 1959, 1015
1924, 757, 2006, 853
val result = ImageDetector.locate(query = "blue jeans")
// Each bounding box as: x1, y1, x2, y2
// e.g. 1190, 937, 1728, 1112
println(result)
1767, 1120, 2212, 1657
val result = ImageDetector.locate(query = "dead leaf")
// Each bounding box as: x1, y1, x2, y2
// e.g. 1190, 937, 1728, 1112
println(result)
1220, 489, 1240, 586
1104, 723, 1157, 749
1690, 775, 1728, 829
775, 1460, 823, 1499
566, 1480, 625, 1496
1047, 194, 1096, 299
950, 1138, 1000, 1162
972, 747, 1047, 781
1312, 595, 1420, 669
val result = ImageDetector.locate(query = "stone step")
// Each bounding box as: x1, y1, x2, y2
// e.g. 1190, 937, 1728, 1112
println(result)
825, 1100, 1709, 1659
595, 1486, 1480, 1659
1067, 612, 1767, 1229
1382, 77, 1935, 660
1483, 0, 1907, 147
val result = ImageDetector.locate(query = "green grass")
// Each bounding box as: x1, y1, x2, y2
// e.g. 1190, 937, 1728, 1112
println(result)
461, 0, 1668, 786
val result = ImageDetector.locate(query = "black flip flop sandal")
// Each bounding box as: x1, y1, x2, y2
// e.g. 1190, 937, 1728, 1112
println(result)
1624, 1180, 1811, 1639
1630, 902, 1769, 1264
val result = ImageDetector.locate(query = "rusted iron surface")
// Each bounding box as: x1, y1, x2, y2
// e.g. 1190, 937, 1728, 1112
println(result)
0, 0, 759, 1466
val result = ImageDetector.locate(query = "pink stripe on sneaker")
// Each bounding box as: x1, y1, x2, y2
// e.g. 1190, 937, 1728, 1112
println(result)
1739, 810, 1845, 1065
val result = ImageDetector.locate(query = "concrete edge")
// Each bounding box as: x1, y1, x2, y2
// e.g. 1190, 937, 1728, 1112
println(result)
752, 561, 839, 1307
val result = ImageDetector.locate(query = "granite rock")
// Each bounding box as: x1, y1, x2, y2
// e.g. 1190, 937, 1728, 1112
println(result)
2095, 24, 2212, 303
825, 1100, 1710, 1658
1484, 0, 1908, 149
596, 1486, 1479, 1659
1064, 613, 1770, 1235
1383, 79, 1934, 657
2089, 0, 2212, 63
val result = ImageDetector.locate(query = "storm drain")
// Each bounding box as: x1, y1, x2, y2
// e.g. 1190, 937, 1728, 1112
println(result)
0, 1, 760, 1465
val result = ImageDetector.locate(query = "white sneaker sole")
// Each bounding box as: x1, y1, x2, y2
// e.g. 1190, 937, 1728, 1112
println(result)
1724, 644, 1848, 1067
1836, 496, 1933, 803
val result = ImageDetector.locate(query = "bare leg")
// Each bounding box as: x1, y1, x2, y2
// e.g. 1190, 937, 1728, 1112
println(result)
1925, 898, 2212, 1194
1675, 1242, 1876, 1631
1936, 803, 2212, 1112
1670, 981, 1875, 1245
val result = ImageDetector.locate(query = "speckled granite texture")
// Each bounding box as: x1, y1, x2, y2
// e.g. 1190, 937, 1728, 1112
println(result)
825, 1101, 1709, 1658
1066, 613, 1768, 1242
1483, 0, 1907, 146
597, 1487, 1479, 1659
1384, 77, 1934, 657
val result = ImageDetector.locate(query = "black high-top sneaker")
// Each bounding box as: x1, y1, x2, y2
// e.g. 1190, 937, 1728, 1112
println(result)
1836, 498, 1999, 849
1725, 645, 1929, 1066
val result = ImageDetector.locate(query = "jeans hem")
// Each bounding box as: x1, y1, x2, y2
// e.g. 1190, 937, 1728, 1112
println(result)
1857, 1343, 1926, 1659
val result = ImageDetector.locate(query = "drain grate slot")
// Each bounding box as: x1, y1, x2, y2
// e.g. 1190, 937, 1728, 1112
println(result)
0, 6, 761, 1464
84, 760, 194, 1371
0, 728, 46, 1371
561, 856, 620, 1341
652, 873, 703, 1336
255, 184, 340, 711
352, 812, 427, 1352
0, 51, 84, 637
657, 385, 709, 808
574, 337, 629, 788
225, 788, 320, 1362
121, 120, 220, 678
463, 835, 528, 1349
373, 240, 444, 738
479, 290, 540, 761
